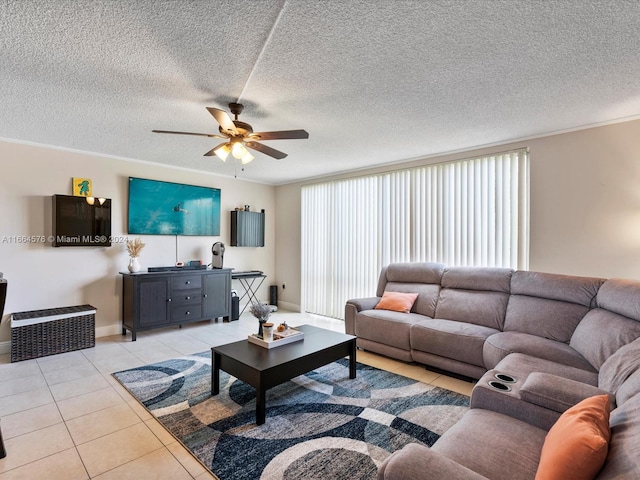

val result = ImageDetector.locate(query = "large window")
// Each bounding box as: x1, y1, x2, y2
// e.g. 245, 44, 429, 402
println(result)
301, 148, 529, 319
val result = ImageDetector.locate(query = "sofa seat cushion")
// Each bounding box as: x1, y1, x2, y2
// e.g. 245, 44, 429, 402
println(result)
354, 310, 425, 351
377, 442, 489, 480
484, 332, 595, 372
411, 319, 499, 368
597, 392, 640, 479
433, 408, 546, 480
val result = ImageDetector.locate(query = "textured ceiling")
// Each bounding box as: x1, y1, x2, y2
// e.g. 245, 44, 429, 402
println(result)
1, 0, 640, 185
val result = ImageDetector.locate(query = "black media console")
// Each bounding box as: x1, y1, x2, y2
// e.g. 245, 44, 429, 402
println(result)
120, 268, 232, 340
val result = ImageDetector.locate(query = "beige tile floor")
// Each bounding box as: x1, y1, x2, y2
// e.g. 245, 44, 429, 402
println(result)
0, 311, 474, 479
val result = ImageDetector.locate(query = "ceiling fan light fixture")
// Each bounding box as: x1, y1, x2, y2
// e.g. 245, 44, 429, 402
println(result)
214, 143, 231, 161
241, 151, 254, 164
153, 103, 308, 162
231, 141, 247, 159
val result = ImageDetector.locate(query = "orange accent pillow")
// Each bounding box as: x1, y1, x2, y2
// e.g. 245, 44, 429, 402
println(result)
374, 292, 418, 313
535, 394, 611, 480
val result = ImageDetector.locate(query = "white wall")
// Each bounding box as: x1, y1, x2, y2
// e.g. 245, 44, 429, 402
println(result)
275, 119, 640, 310
0, 140, 276, 345
273, 183, 301, 312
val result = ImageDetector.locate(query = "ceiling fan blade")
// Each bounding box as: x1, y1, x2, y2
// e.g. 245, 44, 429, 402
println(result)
152, 130, 222, 138
245, 141, 288, 160
250, 129, 309, 140
203, 142, 230, 157
206, 107, 238, 134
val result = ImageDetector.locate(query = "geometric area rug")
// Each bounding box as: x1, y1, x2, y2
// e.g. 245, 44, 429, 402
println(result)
113, 352, 469, 480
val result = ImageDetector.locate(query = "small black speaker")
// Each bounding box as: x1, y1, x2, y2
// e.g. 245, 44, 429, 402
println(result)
231, 295, 240, 321
269, 285, 278, 307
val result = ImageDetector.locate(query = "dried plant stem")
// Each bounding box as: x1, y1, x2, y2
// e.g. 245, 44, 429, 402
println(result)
126, 237, 145, 258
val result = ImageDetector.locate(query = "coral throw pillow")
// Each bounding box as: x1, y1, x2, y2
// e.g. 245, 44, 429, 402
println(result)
535, 394, 611, 480
374, 292, 418, 313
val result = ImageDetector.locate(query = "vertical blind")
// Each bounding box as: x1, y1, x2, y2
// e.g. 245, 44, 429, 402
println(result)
301, 148, 529, 319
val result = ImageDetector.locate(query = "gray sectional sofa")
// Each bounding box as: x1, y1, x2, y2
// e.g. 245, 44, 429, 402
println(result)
345, 263, 640, 479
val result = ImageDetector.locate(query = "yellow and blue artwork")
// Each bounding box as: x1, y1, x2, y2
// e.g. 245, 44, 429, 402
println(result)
73, 178, 92, 197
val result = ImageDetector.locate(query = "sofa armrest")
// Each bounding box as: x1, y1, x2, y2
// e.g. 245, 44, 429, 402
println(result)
345, 297, 380, 335
378, 443, 489, 480
520, 372, 614, 413
347, 297, 380, 312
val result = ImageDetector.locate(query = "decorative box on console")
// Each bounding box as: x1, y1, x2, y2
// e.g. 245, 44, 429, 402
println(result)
11, 304, 96, 362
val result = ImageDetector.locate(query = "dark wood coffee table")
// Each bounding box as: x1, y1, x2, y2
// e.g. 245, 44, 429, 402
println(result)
211, 324, 356, 425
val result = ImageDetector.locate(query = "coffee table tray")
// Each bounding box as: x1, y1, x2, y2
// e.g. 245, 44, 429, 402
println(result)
248, 328, 304, 348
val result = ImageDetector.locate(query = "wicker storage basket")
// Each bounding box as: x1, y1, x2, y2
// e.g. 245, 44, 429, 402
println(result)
11, 304, 96, 362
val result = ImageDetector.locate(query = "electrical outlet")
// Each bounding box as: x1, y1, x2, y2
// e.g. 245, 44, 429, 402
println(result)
282, 283, 286, 290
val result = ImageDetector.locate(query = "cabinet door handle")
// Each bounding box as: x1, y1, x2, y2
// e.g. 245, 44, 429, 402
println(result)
186, 281, 191, 285
186, 311, 190, 315
167, 298, 172, 302
186, 296, 191, 300
203, 294, 208, 298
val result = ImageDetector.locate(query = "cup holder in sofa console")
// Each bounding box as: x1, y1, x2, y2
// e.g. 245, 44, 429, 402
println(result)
488, 380, 511, 391
494, 373, 517, 383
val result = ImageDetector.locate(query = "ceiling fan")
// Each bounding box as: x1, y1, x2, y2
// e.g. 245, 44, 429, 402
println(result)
152, 102, 309, 164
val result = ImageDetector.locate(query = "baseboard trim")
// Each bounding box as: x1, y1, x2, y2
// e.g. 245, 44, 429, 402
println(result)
96, 324, 124, 338
277, 301, 300, 312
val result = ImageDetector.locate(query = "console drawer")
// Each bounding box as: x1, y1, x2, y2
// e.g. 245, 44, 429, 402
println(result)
171, 305, 202, 323
172, 275, 202, 290
172, 289, 201, 306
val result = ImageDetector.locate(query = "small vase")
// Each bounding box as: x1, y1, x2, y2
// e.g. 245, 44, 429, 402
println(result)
258, 319, 266, 337
128, 257, 141, 273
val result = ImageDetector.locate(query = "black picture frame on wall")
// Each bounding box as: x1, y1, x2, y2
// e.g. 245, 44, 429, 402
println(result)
128, 177, 221, 236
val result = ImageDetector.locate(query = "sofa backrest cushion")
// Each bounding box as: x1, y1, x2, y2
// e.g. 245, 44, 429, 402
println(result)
504, 271, 604, 342
570, 308, 640, 370
435, 267, 512, 329
598, 337, 640, 398
615, 369, 640, 407
377, 262, 445, 317
597, 391, 640, 480
439, 267, 513, 292
596, 278, 640, 322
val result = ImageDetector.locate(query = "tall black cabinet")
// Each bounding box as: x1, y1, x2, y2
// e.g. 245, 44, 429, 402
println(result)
121, 268, 231, 340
